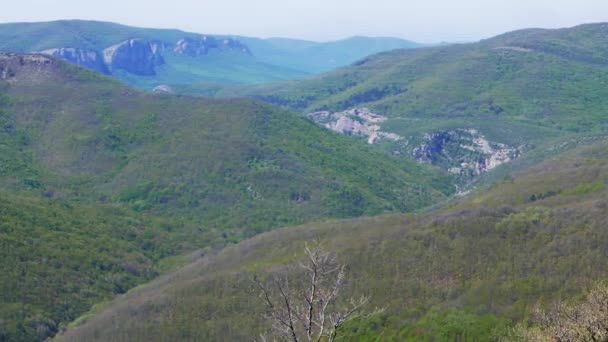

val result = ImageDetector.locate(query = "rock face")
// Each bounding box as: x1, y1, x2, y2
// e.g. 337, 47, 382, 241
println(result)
40, 48, 109, 74
103, 39, 165, 76
152, 85, 174, 94
31, 35, 252, 79
0, 53, 56, 83
413, 129, 520, 177
173, 36, 251, 57
307, 108, 401, 144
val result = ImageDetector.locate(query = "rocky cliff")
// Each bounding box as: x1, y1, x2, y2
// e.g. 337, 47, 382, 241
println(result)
37, 35, 251, 78
173, 36, 251, 57
413, 129, 520, 178
305, 106, 521, 181
0, 53, 56, 83
40, 48, 109, 75
307, 108, 401, 144
103, 39, 165, 76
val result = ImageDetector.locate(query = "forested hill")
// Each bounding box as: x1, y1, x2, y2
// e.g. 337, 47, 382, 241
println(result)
0, 53, 451, 341
56, 138, 608, 341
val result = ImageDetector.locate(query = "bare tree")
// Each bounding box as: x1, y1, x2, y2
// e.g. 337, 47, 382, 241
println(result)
254, 242, 380, 342
508, 284, 608, 342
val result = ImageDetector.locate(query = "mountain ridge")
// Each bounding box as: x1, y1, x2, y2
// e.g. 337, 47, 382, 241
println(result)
0, 20, 424, 86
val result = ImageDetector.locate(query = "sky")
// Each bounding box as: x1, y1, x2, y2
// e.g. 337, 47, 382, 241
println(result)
2, 0, 608, 43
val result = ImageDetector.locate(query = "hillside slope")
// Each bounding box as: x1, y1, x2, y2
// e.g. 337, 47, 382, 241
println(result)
0, 53, 452, 233
56, 138, 608, 341
236, 23, 608, 182
0, 20, 422, 86
0, 193, 200, 342
0, 53, 453, 340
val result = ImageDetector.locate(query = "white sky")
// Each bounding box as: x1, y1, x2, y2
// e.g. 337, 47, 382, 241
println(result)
2, 0, 608, 43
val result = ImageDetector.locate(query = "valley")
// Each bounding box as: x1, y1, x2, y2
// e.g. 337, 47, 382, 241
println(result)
0, 52, 450, 341
55, 138, 608, 341
0, 18, 607, 342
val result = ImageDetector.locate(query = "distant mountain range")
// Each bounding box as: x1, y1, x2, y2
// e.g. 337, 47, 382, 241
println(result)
0, 20, 424, 87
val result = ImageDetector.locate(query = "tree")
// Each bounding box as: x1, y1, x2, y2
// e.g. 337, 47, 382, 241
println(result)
254, 242, 380, 342
508, 284, 608, 341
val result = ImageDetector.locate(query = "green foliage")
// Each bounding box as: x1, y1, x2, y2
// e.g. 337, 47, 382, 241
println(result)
562, 180, 605, 195
0, 193, 211, 341
55, 141, 608, 341
0, 53, 453, 340
344, 309, 509, 341
239, 23, 608, 153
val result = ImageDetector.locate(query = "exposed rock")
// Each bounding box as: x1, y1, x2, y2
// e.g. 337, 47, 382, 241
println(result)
149, 41, 166, 55
40, 48, 110, 74
173, 36, 251, 57
152, 85, 174, 94
103, 39, 165, 76
413, 129, 520, 177
493, 46, 533, 52
0, 53, 55, 84
306, 108, 401, 144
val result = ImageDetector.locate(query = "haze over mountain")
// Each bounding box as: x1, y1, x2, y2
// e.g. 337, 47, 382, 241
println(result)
3, 0, 608, 42
0, 20, 423, 87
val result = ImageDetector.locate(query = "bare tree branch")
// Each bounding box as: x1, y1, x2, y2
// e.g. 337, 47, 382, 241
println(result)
253, 241, 382, 342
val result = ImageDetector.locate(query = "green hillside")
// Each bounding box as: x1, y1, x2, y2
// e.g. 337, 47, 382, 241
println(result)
0, 193, 202, 342
0, 53, 452, 341
241, 23, 608, 152
0, 20, 422, 86
0, 54, 452, 230
55, 138, 608, 341
4, 21, 608, 342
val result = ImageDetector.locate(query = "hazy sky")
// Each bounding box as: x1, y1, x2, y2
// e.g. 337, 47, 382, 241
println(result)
2, 0, 608, 42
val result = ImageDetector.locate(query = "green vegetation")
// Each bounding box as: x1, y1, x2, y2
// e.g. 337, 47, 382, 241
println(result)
238, 23, 608, 152
0, 193, 208, 342
0, 53, 452, 340
55, 139, 608, 341
0, 20, 422, 87
0, 54, 452, 231
344, 308, 509, 341
3, 22, 608, 342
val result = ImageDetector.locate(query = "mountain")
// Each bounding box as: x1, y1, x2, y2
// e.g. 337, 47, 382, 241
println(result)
0, 20, 423, 87
0, 53, 452, 341
236, 23, 608, 183
4, 22, 608, 342
240, 35, 425, 74
54, 137, 608, 341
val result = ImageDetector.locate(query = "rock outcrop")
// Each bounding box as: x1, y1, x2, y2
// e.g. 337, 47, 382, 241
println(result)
152, 85, 174, 94
103, 39, 165, 76
413, 129, 520, 176
0, 53, 55, 83
29, 35, 252, 79
173, 36, 251, 57
307, 108, 401, 144
40, 48, 110, 74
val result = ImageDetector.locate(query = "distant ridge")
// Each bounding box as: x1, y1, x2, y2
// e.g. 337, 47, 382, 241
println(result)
0, 20, 424, 87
